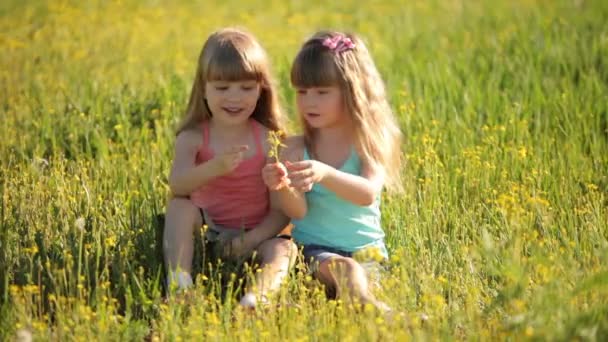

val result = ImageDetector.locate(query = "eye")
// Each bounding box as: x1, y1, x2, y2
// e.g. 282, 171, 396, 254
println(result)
214, 86, 228, 91
296, 89, 307, 95
317, 90, 329, 95
241, 86, 255, 91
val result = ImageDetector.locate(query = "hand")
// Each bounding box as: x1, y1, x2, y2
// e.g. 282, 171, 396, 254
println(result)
215, 145, 249, 174
262, 162, 291, 191
286, 160, 331, 192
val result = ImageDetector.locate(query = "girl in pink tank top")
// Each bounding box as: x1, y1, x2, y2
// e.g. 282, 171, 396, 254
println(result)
189, 119, 268, 229
162, 28, 296, 309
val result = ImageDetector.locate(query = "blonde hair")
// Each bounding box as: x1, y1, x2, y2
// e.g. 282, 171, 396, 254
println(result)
178, 28, 285, 133
291, 31, 403, 192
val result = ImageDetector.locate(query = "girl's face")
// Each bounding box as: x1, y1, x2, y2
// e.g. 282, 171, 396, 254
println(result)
295, 86, 345, 129
205, 80, 261, 126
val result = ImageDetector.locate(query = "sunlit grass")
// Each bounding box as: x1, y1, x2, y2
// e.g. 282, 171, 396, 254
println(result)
1, 0, 607, 340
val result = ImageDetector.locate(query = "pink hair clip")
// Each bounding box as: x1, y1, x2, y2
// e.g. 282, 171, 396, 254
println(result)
322, 35, 355, 53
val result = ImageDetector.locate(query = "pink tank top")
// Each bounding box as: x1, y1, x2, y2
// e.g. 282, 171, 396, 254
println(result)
190, 120, 269, 229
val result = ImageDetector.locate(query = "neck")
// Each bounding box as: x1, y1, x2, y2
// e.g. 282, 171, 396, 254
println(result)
315, 123, 353, 147
209, 118, 250, 141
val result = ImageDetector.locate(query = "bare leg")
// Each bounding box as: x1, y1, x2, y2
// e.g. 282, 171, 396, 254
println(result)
317, 256, 389, 311
162, 197, 203, 289
240, 238, 297, 307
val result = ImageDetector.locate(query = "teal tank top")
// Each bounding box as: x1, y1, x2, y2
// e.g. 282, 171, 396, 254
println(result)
291, 147, 385, 253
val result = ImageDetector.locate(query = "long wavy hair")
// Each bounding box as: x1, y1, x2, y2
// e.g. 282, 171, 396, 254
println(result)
177, 27, 285, 134
291, 30, 403, 192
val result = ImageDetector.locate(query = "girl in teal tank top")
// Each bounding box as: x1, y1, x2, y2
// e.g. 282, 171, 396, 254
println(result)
291, 148, 386, 254
262, 31, 403, 312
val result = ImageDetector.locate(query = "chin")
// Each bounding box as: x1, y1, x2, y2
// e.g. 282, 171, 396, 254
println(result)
219, 114, 252, 125
308, 121, 338, 130
304, 119, 326, 129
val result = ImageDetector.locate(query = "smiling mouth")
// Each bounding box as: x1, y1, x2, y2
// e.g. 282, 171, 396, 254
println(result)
306, 112, 321, 118
223, 107, 244, 115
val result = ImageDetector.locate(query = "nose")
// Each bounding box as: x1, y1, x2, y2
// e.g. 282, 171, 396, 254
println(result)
225, 86, 242, 102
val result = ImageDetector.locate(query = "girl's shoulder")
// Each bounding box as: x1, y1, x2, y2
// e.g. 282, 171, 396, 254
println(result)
175, 127, 204, 150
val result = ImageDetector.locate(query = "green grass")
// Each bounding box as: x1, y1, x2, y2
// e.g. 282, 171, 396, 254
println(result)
1, 0, 607, 340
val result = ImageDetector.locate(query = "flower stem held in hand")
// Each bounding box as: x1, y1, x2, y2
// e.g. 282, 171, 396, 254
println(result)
266, 130, 295, 192
267, 130, 286, 163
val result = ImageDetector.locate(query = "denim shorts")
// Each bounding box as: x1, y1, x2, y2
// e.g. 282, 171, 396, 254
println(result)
199, 208, 291, 261
300, 243, 388, 288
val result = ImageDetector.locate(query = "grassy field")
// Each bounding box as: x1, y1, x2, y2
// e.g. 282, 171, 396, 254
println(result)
1, 0, 607, 340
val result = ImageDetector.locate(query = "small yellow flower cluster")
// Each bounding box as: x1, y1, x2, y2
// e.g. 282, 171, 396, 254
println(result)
353, 246, 385, 263
267, 130, 286, 162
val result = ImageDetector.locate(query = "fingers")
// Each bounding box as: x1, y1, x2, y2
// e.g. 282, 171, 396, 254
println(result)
219, 145, 250, 172
292, 182, 313, 193
277, 177, 292, 191
264, 161, 316, 192
262, 163, 290, 190
288, 168, 313, 181
276, 162, 288, 177
283, 161, 316, 192
267, 176, 291, 191
263, 175, 285, 191
226, 153, 244, 170
285, 161, 312, 180
225, 145, 249, 155
298, 183, 314, 192
263, 163, 287, 179
263, 162, 287, 177
290, 178, 314, 192
286, 160, 312, 172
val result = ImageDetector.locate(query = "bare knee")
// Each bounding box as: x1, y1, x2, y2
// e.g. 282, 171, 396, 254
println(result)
318, 257, 370, 300
316, 257, 353, 283
165, 197, 202, 231
325, 257, 360, 275
257, 238, 298, 264
166, 197, 198, 215
318, 257, 366, 287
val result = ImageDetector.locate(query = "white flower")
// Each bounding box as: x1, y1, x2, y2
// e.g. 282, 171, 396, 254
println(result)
74, 217, 86, 231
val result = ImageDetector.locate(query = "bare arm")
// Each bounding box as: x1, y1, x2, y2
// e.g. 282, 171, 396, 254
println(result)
275, 178, 308, 220
320, 162, 384, 206
288, 158, 384, 207
262, 136, 308, 219
168, 130, 247, 196
229, 191, 291, 256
